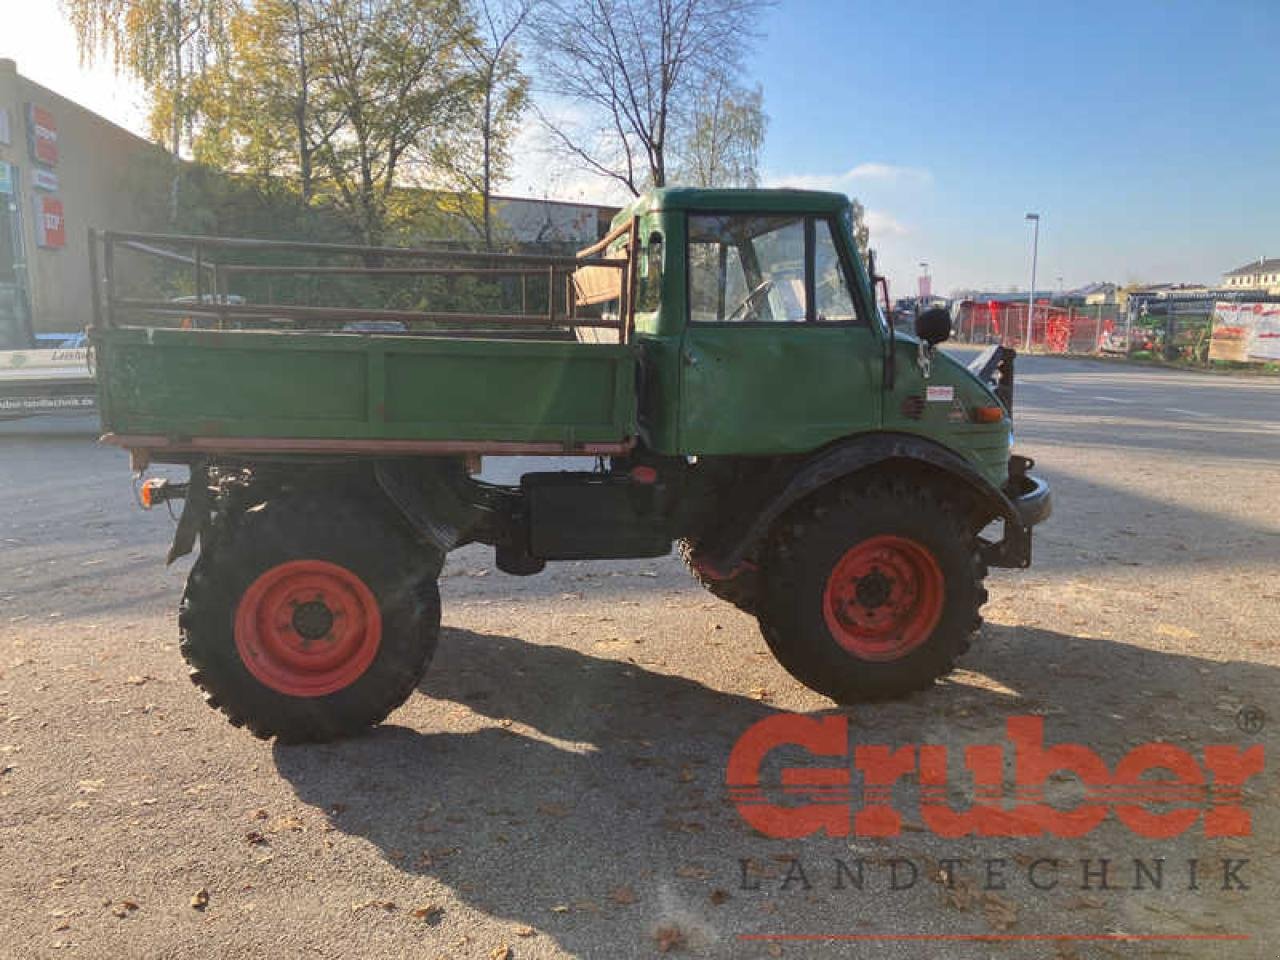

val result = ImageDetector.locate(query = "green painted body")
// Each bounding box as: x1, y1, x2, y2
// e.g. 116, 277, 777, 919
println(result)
93, 188, 1010, 488
96, 327, 636, 446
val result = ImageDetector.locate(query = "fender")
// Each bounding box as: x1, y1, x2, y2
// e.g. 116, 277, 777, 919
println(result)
165, 458, 486, 565
374, 457, 487, 554
699, 432, 1021, 576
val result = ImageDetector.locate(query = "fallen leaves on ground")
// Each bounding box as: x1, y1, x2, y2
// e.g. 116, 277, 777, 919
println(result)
109, 900, 139, 919
537, 802, 570, 817
415, 846, 459, 869
708, 889, 730, 906
1066, 896, 1105, 910
675, 865, 711, 880
659, 818, 705, 834
655, 926, 687, 953
489, 946, 512, 960
938, 873, 978, 912
411, 905, 443, 924
606, 886, 637, 905
982, 893, 1018, 931
190, 889, 209, 911
351, 899, 396, 913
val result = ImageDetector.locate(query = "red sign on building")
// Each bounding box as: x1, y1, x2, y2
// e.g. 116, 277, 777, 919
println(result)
27, 104, 58, 167
34, 195, 65, 249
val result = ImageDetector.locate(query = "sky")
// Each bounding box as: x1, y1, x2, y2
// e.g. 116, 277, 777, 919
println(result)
2, 0, 1278, 296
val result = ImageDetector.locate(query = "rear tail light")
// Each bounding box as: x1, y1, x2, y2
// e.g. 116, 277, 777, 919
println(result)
138, 478, 187, 509
139, 478, 164, 509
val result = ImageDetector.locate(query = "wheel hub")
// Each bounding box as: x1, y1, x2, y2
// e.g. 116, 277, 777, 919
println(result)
853, 570, 892, 609
822, 535, 945, 661
291, 600, 335, 641
234, 560, 382, 697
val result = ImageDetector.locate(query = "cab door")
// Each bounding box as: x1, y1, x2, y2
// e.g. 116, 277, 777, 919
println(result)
677, 211, 881, 455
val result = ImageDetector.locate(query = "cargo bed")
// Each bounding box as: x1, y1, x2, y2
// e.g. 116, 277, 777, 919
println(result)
87, 229, 638, 460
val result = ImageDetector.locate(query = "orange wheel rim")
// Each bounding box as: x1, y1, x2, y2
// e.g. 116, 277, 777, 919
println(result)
822, 535, 944, 661
234, 560, 381, 697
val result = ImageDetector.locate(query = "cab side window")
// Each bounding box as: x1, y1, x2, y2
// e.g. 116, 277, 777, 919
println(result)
815, 219, 857, 323
688, 214, 807, 323
687, 213, 862, 325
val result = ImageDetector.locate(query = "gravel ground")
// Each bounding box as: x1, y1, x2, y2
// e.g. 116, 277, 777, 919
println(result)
1, 353, 1278, 959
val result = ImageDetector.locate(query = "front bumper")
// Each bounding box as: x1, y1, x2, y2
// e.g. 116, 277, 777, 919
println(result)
1008, 470, 1052, 528
981, 456, 1052, 569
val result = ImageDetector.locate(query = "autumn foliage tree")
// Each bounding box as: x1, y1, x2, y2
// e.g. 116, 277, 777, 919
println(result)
196, 0, 485, 246
65, 0, 533, 245
63, 0, 235, 219
62, 0, 235, 159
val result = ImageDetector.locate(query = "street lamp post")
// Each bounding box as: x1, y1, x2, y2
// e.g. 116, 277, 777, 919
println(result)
1025, 213, 1040, 352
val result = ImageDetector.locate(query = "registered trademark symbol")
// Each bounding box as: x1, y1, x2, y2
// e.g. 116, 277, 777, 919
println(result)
1236, 705, 1266, 735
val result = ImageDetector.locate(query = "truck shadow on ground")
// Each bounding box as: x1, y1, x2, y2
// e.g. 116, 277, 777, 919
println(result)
272, 624, 1276, 954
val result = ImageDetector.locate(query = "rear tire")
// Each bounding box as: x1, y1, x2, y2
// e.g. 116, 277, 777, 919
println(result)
678, 538, 758, 614
179, 492, 441, 742
756, 477, 986, 703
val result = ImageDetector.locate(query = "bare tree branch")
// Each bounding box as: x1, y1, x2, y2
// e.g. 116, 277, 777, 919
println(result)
531, 0, 769, 191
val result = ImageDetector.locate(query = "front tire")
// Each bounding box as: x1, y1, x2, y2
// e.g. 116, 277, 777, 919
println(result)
757, 477, 986, 703
179, 492, 441, 742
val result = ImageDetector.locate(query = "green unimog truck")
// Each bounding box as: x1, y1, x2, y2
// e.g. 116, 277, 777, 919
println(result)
89, 187, 1049, 742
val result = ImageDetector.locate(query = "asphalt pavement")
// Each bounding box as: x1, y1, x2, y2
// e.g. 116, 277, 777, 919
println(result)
1, 353, 1278, 959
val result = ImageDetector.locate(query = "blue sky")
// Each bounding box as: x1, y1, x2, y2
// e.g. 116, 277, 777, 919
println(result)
753, 0, 1280, 294
4, 0, 1277, 294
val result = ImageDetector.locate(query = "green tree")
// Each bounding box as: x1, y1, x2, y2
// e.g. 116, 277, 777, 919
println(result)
302, 0, 480, 246
446, 0, 533, 249
193, 0, 328, 201
193, 0, 483, 247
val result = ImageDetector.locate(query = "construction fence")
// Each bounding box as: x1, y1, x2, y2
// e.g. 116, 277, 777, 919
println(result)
950, 296, 1280, 367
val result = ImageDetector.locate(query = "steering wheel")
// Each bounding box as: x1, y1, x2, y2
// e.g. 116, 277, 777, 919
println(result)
726, 279, 774, 322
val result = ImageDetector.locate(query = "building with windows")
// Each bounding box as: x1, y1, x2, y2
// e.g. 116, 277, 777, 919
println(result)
1222, 257, 1280, 295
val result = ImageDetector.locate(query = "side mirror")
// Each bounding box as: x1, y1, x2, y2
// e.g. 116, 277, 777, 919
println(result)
915, 306, 951, 346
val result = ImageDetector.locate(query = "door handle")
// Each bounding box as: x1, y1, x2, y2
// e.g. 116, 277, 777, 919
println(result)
682, 348, 699, 367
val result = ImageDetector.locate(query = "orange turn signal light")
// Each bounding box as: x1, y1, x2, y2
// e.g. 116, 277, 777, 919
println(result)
972, 406, 1005, 423
139, 478, 165, 509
